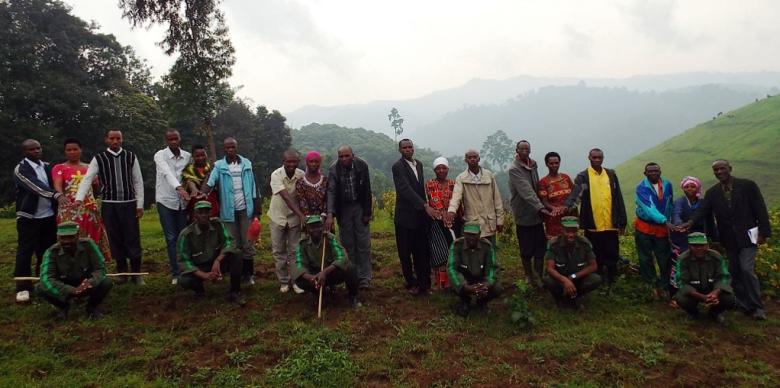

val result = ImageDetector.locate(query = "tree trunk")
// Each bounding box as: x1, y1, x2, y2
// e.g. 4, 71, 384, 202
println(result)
203, 116, 217, 162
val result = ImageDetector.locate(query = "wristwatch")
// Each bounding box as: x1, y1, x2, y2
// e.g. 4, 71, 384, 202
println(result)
570, 274, 577, 279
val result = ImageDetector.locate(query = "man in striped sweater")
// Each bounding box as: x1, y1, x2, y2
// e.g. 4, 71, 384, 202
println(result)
76, 129, 144, 284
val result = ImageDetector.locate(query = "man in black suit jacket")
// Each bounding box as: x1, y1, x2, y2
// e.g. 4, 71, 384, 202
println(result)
392, 139, 438, 295
687, 160, 771, 320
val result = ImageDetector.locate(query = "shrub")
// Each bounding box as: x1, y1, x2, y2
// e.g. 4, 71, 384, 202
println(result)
507, 278, 535, 329
382, 191, 396, 220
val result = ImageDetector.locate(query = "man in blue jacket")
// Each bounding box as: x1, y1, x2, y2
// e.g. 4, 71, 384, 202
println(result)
634, 162, 675, 299
13, 139, 68, 303
204, 137, 261, 285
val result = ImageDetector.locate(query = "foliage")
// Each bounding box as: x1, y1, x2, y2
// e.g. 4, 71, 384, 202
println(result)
382, 191, 397, 217
507, 278, 535, 329
388, 107, 404, 142
481, 130, 514, 171
266, 334, 359, 387
757, 208, 780, 297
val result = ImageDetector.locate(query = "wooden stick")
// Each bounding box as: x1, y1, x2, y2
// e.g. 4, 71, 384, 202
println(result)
14, 272, 150, 281
317, 236, 327, 319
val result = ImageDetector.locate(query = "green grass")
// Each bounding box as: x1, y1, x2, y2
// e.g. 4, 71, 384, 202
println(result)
616, 96, 780, 217
0, 209, 779, 386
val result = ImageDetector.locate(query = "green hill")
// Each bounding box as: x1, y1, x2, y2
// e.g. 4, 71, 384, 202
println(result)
616, 96, 780, 219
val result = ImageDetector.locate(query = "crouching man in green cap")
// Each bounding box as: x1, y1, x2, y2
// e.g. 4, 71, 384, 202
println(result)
36, 221, 113, 320
292, 215, 361, 308
673, 232, 735, 324
178, 201, 246, 306
543, 216, 602, 311
448, 222, 501, 317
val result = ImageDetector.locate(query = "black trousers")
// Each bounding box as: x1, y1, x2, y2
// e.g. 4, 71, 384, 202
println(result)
15, 216, 56, 292
395, 223, 431, 291
294, 267, 359, 297
585, 230, 620, 285
37, 277, 113, 311
543, 273, 602, 301
178, 253, 242, 294
516, 223, 547, 280
102, 202, 142, 273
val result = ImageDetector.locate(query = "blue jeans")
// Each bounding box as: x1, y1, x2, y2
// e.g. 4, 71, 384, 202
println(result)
157, 204, 189, 277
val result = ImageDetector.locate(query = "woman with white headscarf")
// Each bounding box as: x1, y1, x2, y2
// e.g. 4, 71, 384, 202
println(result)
425, 157, 463, 288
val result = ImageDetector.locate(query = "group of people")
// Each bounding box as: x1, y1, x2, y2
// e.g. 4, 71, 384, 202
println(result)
12, 130, 772, 323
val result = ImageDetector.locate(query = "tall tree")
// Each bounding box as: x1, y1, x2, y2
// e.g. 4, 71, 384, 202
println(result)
120, 0, 236, 161
481, 130, 514, 171
388, 107, 404, 142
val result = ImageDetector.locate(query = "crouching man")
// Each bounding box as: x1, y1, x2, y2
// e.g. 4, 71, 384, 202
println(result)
448, 222, 501, 317
178, 201, 246, 306
292, 215, 361, 308
543, 216, 602, 311
36, 221, 112, 320
674, 232, 735, 324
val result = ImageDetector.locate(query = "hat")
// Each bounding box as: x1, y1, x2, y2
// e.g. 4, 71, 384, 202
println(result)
57, 221, 79, 236
305, 215, 323, 224
463, 222, 481, 234
194, 200, 212, 210
561, 216, 579, 228
433, 156, 449, 169
687, 232, 707, 245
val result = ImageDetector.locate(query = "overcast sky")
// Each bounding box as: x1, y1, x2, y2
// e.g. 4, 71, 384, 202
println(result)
65, 0, 780, 113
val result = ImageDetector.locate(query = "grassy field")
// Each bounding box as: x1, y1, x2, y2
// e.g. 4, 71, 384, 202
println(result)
1, 209, 779, 387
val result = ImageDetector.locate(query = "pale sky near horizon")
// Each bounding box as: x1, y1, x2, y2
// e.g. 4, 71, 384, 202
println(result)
65, 0, 780, 113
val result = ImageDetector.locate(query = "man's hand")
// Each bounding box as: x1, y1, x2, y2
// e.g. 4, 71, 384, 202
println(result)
474, 283, 489, 298
424, 204, 439, 220
176, 187, 190, 202
314, 272, 328, 289
463, 284, 477, 295
704, 291, 720, 306
361, 214, 371, 226
72, 279, 92, 296
56, 195, 70, 206
539, 208, 553, 217
678, 221, 692, 232
136, 208, 143, 218
324, 214, 334, 232
444, 211, 455, 228
211, 257, 223, 278
563, 278, 577, 298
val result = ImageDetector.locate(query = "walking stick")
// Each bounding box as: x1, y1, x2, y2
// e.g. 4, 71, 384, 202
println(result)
14, 272, 150, 281
317, 236, 327, 319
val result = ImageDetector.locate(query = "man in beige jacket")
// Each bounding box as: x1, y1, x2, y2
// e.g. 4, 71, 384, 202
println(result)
446, 149, 505, 244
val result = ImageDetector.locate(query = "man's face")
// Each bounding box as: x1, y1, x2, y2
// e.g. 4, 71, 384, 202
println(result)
58, 234, 77, 251
644, 165, 661, 184
434, 164, 449, 180
224, 140, 238, 158
105, 131, 123, 151
465, 151, 480, 169
516, 142, 530, 161
166, 132, 181, 151
194, 208, 211, 227
464, 233, 480, 248
23, 140, 42, 161
712, 161, 732, 183
689, 244, 708, 258
338, 149, 354, 167
283, 154, 300, 175
308, 222, 323, 240
193, 149, 207, 166
546, 156, 560, 175
588, 150, 604, 169
399, 140, 414, 160
563, 227, 578, 244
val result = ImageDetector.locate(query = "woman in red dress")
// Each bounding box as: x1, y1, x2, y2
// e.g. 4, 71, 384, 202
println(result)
538, 151, 574, 239
52, 138, 112, 261
425, 157, 463, 289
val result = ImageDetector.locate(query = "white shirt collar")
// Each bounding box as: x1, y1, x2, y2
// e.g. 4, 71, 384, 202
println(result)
107, 147, 124, 156
24, 158, 42, 167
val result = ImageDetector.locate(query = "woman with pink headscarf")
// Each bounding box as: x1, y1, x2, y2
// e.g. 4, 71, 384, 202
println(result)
295, 151, 329, 217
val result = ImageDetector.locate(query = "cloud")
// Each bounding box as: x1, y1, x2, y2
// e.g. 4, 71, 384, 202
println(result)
618, 0, 701, 49
563, 25, 593, 59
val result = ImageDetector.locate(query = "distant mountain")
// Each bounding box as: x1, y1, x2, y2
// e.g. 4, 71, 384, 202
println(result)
413, 83, 777, 170
286, 72, 780, 138
615, 95, 780, 218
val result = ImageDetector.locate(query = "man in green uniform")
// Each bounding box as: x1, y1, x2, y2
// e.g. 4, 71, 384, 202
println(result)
36, 221, 113, 320
292, 215, 361, 308
674, 232, 735, 324
447, 222, 501, 317
178, 201, 246, 306
543, 216, 602, 310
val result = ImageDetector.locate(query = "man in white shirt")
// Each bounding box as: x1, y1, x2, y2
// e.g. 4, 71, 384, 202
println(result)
154, 129, 191, 284
268, 150, 306, 293
76, 129, 145, 284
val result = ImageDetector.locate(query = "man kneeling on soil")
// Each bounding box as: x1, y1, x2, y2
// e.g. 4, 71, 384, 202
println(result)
673, 232, 735, 324
292, 215, 361, 308
37, 221, 113, 320
448, 222, 501, 317
178, 201, 246, 306
543, 216, 601, 311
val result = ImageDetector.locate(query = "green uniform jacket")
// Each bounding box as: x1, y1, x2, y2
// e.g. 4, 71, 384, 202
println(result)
544, 235, 596, 277
38, 238, 107, 302
177, 218, 237, 274
675, 249, 732, 296
447, 237, 497, 293
292, 232, 349, 280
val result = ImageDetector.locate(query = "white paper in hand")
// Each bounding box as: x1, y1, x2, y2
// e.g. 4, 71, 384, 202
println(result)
748, 227, 759, 244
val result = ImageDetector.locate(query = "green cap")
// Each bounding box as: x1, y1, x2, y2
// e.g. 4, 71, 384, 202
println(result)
463, 222, 481, 234
194, 200, 212, 210
561, 216, 579, 228
306, 215, 323, 224
57, 221, 79, 236
687, 232, 707, 245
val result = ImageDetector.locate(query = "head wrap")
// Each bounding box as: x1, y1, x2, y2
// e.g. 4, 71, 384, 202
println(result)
680, 176, 702, 198
304, 151, 322, 174
433, 156, 449, 169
